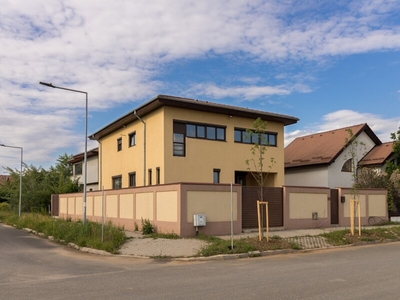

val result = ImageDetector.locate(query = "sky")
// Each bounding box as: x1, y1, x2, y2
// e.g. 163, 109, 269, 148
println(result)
1, 0, 400, 171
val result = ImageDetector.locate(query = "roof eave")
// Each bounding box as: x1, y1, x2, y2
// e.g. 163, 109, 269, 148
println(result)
89, 95, 299, 141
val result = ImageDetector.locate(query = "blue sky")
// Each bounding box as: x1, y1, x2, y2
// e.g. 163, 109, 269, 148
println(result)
1, 0, 400, 171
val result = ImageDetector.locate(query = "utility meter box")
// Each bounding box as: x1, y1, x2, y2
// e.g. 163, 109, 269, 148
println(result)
312, 212, 318, 220
193, 214, 206, 226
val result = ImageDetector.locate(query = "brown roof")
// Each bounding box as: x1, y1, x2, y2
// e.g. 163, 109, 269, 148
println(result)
285, 123, 382, 168
68, 148, 99, 164
359, 142, 394, 167
89, 94, 299, 140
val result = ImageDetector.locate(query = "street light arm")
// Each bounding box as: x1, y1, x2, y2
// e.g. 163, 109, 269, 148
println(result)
39, 81, 88, 223
39, 81, 87, 95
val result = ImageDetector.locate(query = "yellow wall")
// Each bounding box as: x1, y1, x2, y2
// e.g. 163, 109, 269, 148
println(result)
99, 109, 164, 189
288, 192, 328, 219
136, 192, 153, 220
120, 194, 134, 219
60, 197, 67, 214
156, 191, 178, 222
186, 191, 238, 222
99, 105, 286, 188
94, 195, 103, 217
343, 194, 367, 217
368, 194, 387, 216
164, 106, 285, 186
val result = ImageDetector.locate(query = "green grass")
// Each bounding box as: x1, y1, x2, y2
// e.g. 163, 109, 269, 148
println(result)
321, 230, 352, 246
195, 234, 257, 257
144, 232, 180, 239
0, 211, 126, 253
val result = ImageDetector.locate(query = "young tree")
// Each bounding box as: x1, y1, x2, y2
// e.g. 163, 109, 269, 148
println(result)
245, 118, 276, 202
344, 128, 366, 199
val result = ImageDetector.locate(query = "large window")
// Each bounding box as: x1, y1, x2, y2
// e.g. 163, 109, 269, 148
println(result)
74, 163, 82, 175
112, 175, 122, 189
234, 128, 277, 146
186, 123, 225, 141
129, 172, 136, 187
173, 121, 226, 157
128, 132, 136, 147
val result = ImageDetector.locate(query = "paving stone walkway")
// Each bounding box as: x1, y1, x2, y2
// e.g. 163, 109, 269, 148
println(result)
285, 236, 331, 249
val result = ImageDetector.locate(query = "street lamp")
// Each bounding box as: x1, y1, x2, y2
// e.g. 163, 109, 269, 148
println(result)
39, 81, 88, 223
0, 144, 23, 217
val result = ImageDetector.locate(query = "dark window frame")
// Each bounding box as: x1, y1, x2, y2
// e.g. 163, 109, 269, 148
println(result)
117, 138, 122, 151
129, 172, 136, 187
74, 163, 83, 175
234, 128, 277, 146
112, 175, 122, 189
156, 167, 160, 185
148, 168, 152, 186
128, 131, 136, 147
213, 168, 220, 183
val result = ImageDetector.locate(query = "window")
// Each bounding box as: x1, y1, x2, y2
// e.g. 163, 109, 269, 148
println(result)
117, 138, 122, 151
128, 132, 136, 147
129, 172, 136, 187
173, 121, 226, 156
148, 169, 152, 185
234, 128, 277, 146
185, 123, 225, 141
112, 175, 122, 189
342, 159, 353, 172
74, 163, 82, 175
213, 169, 220, 183
156, 167, 160, 185
173, 133, 185, 156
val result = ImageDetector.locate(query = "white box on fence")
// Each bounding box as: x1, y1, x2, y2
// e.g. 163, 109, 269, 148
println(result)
193, 214, 206, 226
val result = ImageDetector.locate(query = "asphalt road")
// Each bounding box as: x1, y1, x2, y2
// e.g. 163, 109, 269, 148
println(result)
1, 223, 399, 300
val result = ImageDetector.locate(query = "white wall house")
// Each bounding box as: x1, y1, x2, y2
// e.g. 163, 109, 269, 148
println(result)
69, 148, 99, 191
285, 124, 381, 188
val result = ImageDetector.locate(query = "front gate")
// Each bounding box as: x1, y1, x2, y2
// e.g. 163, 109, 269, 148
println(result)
242, 187, 283, 229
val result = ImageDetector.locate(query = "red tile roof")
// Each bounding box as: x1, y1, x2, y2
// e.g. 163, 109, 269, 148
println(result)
359, 142, 394, 166
285, 123, 381, 168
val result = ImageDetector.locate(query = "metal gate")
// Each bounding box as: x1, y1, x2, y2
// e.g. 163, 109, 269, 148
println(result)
330, 189, 339, 224
242, 187, 283, 228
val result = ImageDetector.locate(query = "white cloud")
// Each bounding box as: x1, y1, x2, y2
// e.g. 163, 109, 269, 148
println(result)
1, 0, 400, 168
285, 109, 400, 146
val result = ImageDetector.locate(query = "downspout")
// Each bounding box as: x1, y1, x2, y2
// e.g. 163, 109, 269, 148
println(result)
134, 111, 146, 186
97, 139, 102, 190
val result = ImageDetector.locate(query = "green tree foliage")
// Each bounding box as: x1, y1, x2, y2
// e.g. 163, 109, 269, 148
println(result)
355, 168, 388, 189
245, 117, 276, 202
386, 126, 400, 176
0, 154, 79, 213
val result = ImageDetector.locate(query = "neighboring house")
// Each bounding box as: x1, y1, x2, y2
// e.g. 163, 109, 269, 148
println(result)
68, 148, 99, 191
284, 123, 381, 188
89, 94, 299, 190
359, 142, 395, 172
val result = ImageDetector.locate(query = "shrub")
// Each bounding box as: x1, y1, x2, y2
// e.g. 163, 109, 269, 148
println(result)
141, 218, 154, 235
0, 202, 10, 211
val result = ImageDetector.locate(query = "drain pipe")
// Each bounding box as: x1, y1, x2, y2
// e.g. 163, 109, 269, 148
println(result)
134, 111, 146, 186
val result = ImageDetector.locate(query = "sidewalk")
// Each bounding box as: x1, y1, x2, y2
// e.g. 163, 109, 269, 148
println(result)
118, 227, 351, 258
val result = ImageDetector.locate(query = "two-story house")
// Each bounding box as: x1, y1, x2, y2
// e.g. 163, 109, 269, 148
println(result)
89, 95, 298, 189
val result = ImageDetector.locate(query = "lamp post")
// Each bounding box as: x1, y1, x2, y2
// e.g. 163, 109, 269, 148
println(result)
39, 81, 88, 223
0, 144, 23, 217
